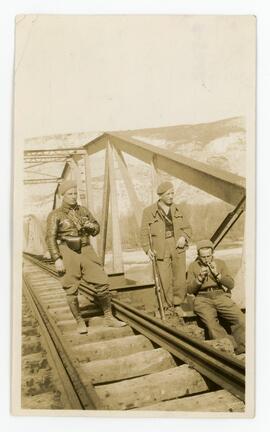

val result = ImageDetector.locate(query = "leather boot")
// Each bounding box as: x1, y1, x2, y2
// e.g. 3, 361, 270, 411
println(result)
99, 295, 127, 328
174, 305, 186, 326
67, 295, 87, 334
234, 343, 245, 355
231, 323, 245, 353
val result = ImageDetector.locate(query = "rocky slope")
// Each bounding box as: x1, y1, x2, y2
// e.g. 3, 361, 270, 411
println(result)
24, 117, 246, 244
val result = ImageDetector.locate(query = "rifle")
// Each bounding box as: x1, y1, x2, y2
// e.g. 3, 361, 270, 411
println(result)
206, 263, 230, 294
148, 225, 165, 320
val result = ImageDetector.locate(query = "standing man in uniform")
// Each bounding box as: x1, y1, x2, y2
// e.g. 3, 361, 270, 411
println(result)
46, 180, 126, 334
140, 181, 192, 315
187, 239, 245, 354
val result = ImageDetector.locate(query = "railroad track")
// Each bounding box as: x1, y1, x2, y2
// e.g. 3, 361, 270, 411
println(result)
22, 254, 245, 412
21, 292, 69, 409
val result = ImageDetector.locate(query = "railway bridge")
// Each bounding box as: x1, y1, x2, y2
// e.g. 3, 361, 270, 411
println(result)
21, 124, 247, 411
24, 124, 246, 306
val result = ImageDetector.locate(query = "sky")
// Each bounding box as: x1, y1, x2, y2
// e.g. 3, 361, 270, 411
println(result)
15, 15, 255, 222
16, 15, 254, 238
14, 15, 255, 141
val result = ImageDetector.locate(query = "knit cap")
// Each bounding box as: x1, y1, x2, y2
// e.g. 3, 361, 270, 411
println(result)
196, 239, 214, 251
157, 181, 174, 195
58, 180, 77, 195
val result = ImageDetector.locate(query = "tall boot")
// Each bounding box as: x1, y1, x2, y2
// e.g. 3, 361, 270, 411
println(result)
99, 295, 127, 328
66, 295, 87, 334
231, 323, 245, 354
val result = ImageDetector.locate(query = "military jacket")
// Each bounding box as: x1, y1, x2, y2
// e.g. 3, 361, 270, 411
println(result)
187, 257, 234, 294
46, 203, 100, 261
140, 202, 192, 259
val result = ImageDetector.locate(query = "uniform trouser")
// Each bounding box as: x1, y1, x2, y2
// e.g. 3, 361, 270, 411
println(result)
193, 292, 245, 348
59, 244, 110, 318
156, 237, 187, 307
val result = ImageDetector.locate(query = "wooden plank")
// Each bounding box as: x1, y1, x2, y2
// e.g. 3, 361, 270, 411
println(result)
114, 148, 143, 226
95, 364, 208, 410
79, 348, 176, 385
72, 335, 152, 363
107, 141, 124, 273
137, 389, 245, 412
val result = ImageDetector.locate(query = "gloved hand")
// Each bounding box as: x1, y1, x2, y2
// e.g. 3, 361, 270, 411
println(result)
82, 221, 97, 235
55, 258, 66, 275
176, 236, 187, 249
84, 221, 96, 230
197, 266, 208, 283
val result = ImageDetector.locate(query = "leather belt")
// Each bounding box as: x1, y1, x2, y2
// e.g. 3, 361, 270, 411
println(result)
59, 237, 90, 246
165, 231, 174, 239
197, 287, 224, 295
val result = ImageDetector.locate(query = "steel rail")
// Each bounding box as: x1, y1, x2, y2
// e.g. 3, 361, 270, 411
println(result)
23, 253, 245, 401
112, 299, 245, 401
23, 254, 59, 277
22, 279, 83, 409
23, 274, 103, 410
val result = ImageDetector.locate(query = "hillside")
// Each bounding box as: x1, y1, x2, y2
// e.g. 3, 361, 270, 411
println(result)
24, 116, 246, 246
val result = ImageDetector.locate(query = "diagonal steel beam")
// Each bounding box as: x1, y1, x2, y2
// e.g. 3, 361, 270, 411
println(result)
107, 140, 124, 273
24, 178, 60, 184
83, 133, 107, 155
114, 147, 143, 227
108, 132, 245, 206
24, 148, 86, 156
211, 197, 246, 248
99, 146, 110, 265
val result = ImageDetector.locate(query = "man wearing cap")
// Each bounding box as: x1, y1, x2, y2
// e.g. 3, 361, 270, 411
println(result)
46, 180, 126, 334
187, 239, 245, 354
140, 181, 192, 315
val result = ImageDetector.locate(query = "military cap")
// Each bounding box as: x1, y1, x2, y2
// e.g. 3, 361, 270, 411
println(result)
58, 180, 77, 195
157, 181, 174, 195
196, 239, 214, 252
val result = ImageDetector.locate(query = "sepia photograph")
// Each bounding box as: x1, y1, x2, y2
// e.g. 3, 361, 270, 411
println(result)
12, 14, 255, 417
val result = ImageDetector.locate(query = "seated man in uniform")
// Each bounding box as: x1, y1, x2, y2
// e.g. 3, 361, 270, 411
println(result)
187, 240, 245, 354
46, 180, 126, 334
140, 181, 192, 316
